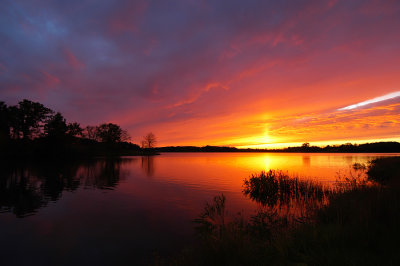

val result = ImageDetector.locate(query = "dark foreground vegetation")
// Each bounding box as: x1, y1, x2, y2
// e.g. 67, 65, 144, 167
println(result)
157, 157, 400, 265
158, 141, 400, 153
0, 99, 156, 158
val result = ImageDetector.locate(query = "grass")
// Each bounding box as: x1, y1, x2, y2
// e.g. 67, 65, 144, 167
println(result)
157, 157, 400, 265
243, 170, 334, 223
162, 171, 336, 265
367, 157, 400, 184
284, 185, 400, 265
283, 157, 400, 265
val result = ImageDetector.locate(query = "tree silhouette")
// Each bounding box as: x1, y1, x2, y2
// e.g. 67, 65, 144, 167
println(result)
9, 99, 53, 140
96, 123, 123, 143
0, 98, 153, 157
67, 122, 83, 137
120, 129, 131, 142
84, 125, 98, 141
44, 112, 68, 138
142, 132, 156, 148
0, 102, 9, 141
302, 142, 310, 148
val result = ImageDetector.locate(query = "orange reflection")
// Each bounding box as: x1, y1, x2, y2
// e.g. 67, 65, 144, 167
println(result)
129, 153, 398, 194
117, 153, 400, 221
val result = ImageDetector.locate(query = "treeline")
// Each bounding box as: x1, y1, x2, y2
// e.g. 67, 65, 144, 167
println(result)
0, 99, 150, 158
279, 142, 400, 153
157, 145, 238, 152
157, 142, 400, 153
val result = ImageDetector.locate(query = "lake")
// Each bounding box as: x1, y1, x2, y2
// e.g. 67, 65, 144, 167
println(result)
0, 152, 398, 265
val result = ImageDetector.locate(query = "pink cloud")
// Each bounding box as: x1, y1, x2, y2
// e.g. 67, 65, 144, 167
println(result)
63, 48, 85, 70
40, 71, 60, 87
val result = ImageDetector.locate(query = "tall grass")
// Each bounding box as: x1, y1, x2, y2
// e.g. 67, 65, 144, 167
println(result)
243, 170, 335, 223
188, 170, 338, 265
163, 157, 400, 265
282, 157, 400, 265
367, 157, 400, 184
194, 170, 336, 244
190, 193, 285, 265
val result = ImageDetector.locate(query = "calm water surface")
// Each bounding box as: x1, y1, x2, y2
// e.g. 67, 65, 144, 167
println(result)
0, 152, 398, 265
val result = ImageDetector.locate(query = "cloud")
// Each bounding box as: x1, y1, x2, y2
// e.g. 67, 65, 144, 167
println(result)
338, 91, 400, 110
1, 0, 400, 146
265, 101, 400, 144
63, 48, 85, 70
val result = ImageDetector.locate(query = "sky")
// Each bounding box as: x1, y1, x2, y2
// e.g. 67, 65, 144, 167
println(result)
1, 0, 400, 148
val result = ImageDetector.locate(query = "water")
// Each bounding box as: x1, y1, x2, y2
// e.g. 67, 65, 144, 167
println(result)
0, 153, 398, 265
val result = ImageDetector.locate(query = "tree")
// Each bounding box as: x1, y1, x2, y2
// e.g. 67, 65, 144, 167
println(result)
8, 105, 22, 139
96, 123, 123, 143
67, 122, 83, 137
301, 142, 310, 148
84, 126, 98, 141
44, 112, 67, 138
10, 99, 53, 139
120, 129, 131, 142
0, 102, 10, 140
142, 132, 156, 148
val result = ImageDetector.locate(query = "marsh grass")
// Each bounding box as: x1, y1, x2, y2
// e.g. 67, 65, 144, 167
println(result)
191, 193, 285, 265
284, 184, 400, 265
194, 170, 336, 244
187, 170, 339, 265
161, 157, 400, 265
243, 170, 336, 223
367, 157, 400, 184
335, 162, 374, 192
282, 157, 400, 265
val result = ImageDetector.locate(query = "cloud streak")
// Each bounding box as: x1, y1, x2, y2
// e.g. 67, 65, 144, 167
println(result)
338, 91, 400, 111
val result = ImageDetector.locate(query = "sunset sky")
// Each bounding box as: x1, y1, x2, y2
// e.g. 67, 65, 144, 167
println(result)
1, 0, 400, 148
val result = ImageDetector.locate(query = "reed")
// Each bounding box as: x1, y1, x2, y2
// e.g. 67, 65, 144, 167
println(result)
162, 157, 400, 265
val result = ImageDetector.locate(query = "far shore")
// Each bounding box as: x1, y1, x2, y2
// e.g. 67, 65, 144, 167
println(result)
155, 141, 400, 153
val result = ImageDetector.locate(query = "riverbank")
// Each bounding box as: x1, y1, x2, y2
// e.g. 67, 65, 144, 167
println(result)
162, 156, 400, 265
